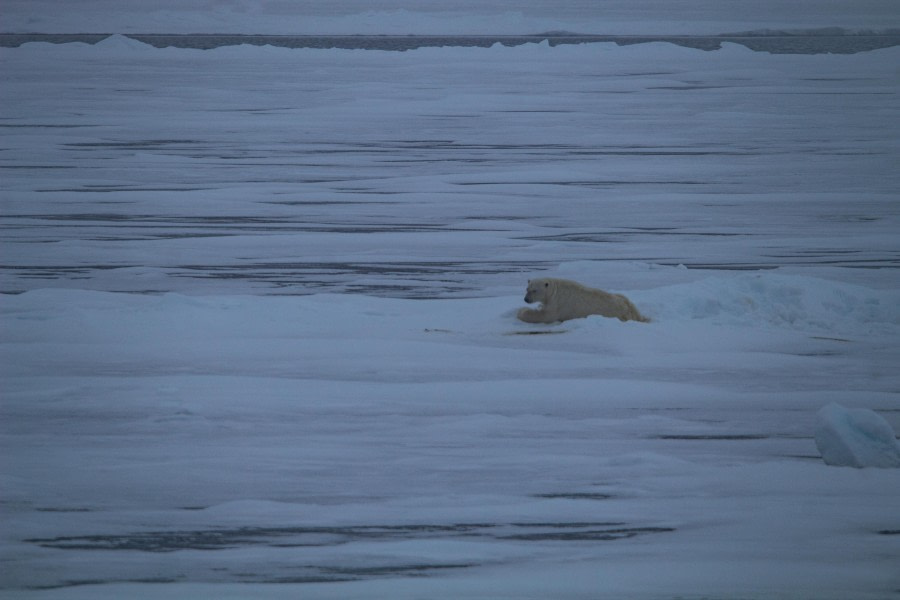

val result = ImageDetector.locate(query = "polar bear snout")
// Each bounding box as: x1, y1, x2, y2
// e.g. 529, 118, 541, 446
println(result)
523, 280, 547, 304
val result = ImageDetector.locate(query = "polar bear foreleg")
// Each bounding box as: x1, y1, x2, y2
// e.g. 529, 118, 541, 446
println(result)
517, 306, 555, 324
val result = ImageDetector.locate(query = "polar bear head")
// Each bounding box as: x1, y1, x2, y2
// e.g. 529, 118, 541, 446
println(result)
524, 279, 553, 304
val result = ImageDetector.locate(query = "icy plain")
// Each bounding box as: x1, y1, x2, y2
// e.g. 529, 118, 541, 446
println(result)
2, 31, 900, 600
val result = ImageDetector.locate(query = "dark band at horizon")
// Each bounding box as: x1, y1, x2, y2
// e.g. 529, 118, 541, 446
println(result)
2, 32, 900, 54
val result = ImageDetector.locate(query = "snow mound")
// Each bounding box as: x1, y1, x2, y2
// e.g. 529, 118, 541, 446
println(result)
93, 34, 155, 52
636, 273, 900, 335
815, 403, 900, 468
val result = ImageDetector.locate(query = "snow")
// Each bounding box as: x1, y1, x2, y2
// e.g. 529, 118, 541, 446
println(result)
816, 403, 900, 468
2, 28, 900, 600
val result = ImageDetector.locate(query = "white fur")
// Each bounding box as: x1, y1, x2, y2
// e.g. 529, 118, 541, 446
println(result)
517, 278, 650, 324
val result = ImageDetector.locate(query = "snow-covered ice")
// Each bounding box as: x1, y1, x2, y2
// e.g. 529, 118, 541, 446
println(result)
816, 403, 900, 468
2, 22, 900, 600
2, 280, 899, 598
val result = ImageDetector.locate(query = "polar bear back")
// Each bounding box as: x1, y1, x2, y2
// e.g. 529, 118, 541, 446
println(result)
547, 279, 634, 321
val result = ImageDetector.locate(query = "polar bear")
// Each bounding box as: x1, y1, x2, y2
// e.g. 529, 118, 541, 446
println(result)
517, 278, 650, 324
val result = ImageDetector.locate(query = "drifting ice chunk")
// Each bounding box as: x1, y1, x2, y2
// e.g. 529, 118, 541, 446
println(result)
815, 403, 900, 468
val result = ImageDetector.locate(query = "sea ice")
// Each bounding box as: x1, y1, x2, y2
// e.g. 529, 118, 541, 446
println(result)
815, 403, 900, 468
2, 28, 899, 600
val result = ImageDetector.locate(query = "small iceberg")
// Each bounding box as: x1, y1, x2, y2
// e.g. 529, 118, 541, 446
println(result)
815, 403, 900, 468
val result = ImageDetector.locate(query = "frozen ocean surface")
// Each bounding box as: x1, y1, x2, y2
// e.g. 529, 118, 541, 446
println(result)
1, 18, 900, 600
